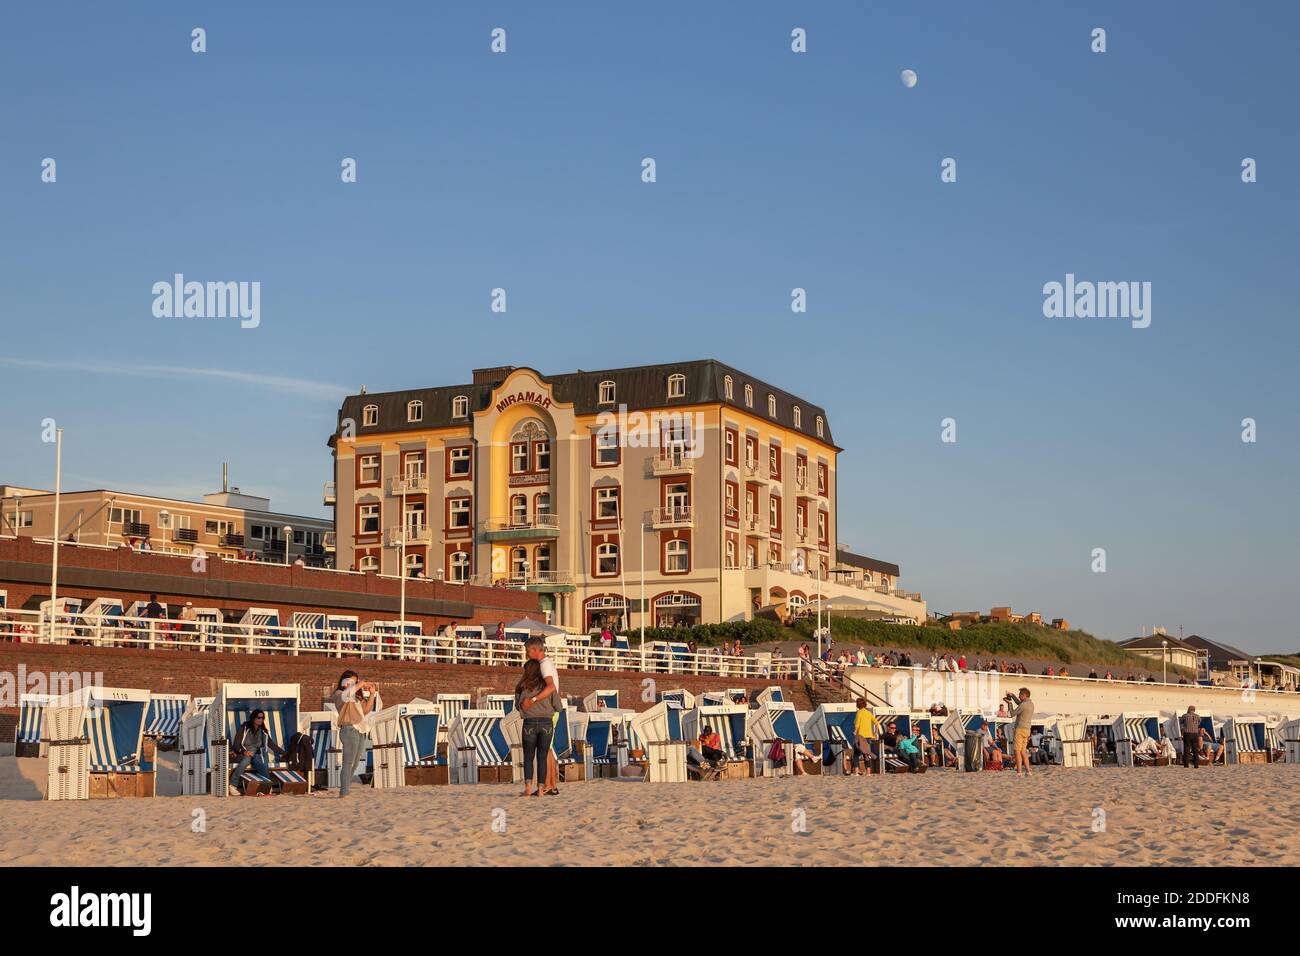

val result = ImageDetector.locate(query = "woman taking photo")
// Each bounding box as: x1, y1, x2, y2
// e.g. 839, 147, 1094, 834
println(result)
333, 669, 379, 798
515, 658, 559, 796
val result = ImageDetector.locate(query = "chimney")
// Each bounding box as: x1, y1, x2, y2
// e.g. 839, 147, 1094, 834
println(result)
222, 463, 228, 493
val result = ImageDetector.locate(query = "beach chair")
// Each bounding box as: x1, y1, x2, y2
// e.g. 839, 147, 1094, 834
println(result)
179, 711, 210, 795
583, 689, 620, 712
803, 703, 859, 775
644, 640, 691, 674
143, 692, 190, 760
290, 612, 330, 655
396, 703, 444, 784
1049, 715, 1091, 768
660, 688, 697, 709
1111, 713, 1163, 767
1280, 718, 1300, 764
1223, 715, 1270, 765
477, 693, 516, 715
299, 710, 341, 790
504, 704, 586, 784
573, 711, 620, 778
81, 598, 124, 644
237, 607, 282, 653
939, 711, 991, 771
447, 709, 511, 783
40, 596, 83, 642
1085, 717, 1118, 765
626, 701, 687, 782
208, 683, 306, 796
66, 686, 153, 798
700, 690, 730, 706
683, 704, 752, 779
15, 692, 50, 758
748, 702, 810, 778
43, 690, 90, 801
754, 686, 785, 707
453, 625, 486, 665
871, 710, 915, 773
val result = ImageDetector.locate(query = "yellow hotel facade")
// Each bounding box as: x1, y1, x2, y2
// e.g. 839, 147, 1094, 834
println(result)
326, 361, 925, 631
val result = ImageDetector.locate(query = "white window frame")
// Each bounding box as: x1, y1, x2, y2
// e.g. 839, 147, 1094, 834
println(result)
449, 497, 472, 529
452, 394, 469, 418
359, 504, 381, 534
667, 373, 686, 399
793, 406, 801, 428
363, 404, 379, 427
359, 454, 380, 484
596, 542, 619, 577
449, 550, 470, 582
767, 394, 777, 417
596, 487, 620, 521
598, 380, 616, 405
359, 554, 379, 572
665, 538, 689, 573
448, 446, 472, 477
724, 375, 733, 400
406, 400, 423, 423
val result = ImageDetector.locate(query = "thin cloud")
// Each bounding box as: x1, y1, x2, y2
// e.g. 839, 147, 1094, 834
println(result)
0, 358, 346, 401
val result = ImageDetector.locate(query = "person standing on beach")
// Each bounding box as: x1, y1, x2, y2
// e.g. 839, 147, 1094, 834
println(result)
850, 697, 878, 775
333, 670, 379, 798
1006, 687, 1035, 776
516, 657, 559, 796
1180, 706, 1201, 768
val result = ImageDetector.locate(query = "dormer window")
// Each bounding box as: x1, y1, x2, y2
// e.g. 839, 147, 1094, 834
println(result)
767, 394, 777, 418
667, 373, 686, 399
816, 415, 824, 438
598, 380, 616, 405
406, 400, 423, 423
724, 375, 734, 400
452, 394, 469, 418
744, 385, 753, 408
793, 406, 801, 428
362, 404, 379, 427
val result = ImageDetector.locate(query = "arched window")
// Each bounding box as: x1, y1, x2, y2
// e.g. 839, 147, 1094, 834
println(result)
745, 544, 757, 569
665, 538, 689, 573
359, 554, 378, 572
534, 544, 552, 573
744, 384, 753, 407
405, 552, 425, 577
767, 394, 777, 417
816, 415, 824, 438
452, 395, 469, 418
723, 375, 734, 400
511, 546, 529, 579
449, 550, 470, 582
534, 492, 551, 520
667, 373, 686, 399
510, 494, 528, 525
363, 404, 379, 427
725, 539, 736, 568
598, 380, 616, 404
596, 542, 619, 576
793, 406, 801, 428
406, 400, 423, 423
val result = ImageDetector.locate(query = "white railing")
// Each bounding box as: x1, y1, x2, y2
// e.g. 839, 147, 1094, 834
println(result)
650, 449, 695, 474
483, 513, 560, 532
385, 525, 431, 547
388, 475, 428, 496
323, 481, 336, 504
649, 505, 693, 527
0, 607, 806, 678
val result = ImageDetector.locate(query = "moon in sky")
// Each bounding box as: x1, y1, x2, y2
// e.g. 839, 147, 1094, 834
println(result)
901, 69, 918, 88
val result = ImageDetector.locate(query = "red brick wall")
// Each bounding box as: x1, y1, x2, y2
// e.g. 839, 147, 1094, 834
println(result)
0, 642, 808, 727
0, 535, 536, 632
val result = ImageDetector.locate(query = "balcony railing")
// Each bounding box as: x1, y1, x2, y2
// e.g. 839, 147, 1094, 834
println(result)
386, 525, 432, 547
483, 514, 560, 532
323, 481, 336, 505
649, 448, 695, 475
220, 533, 245, 548
507, 470, 550, 487
123, 522, 150, 539
649, 505, 693, 528
744, 460, 762, 479
744, 517, 768, 535
472, 570, 574, 588
173, 527, 199, 543
388, 475, 428, 496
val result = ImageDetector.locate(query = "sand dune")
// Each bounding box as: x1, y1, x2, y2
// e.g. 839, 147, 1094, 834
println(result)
1, 749, 1295, 866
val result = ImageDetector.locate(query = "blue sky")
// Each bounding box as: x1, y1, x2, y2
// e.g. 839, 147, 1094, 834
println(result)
2, 2, 1297, 650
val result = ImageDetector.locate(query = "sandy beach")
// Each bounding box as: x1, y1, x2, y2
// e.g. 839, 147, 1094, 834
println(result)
1, 747, 1295, 866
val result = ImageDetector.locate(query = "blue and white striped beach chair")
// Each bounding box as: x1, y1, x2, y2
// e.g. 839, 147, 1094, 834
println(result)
683, 704, 752, 776
583, 689, 620, 712
15, 693, 50, 758
447, 709, 510, 783
209, 682, 305, 796
576, 711, 619, 777
803, 703, 859, 774
144, 693, 190, 745
660, 688, 696, 709
1112, 712, 1162, 767
1224, 715, 1270, 764
298, 710, 340, 790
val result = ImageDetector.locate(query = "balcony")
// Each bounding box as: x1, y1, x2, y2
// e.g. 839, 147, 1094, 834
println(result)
220, 532, 245, 548
385, 525, 432, 548
263, 538, 287, 554
174, 527, 199, 544
795, 469, 809, 492
507, 470, 550, 487
481, 514, 560, 541
323, 481, 336, 506
123, 522, 151, 539
648, 447, 695, 476
648, 505, 693, 529
323, 531, 336, 553
744, 516, 768, 537
743, 461, 763, 480
388, 475, 428, 496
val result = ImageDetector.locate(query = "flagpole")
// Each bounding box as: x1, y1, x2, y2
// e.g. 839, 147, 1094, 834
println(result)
49, 428, 63, 641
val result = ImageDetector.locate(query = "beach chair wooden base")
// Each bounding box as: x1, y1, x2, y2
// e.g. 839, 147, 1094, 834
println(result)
722, 760, 751, 781
477, 764, 511, 784
795, 757, 822, 776
559, 762, 585, 783
688, 763, 724, 782
272, 771, 310, 795
240, 777, 273, 796
884, 758, 911, 774
136, 771, 156, 797
15, 741, 42, 759
593, 762, 619, 779
405, 765, 447, 786
88, 772, 143, 798
1236, 751, 1268, 765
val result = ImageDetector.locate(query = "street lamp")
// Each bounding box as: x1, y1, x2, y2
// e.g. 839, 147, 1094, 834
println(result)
49, 428, 63, 639
282, 525, 293, 566
12, 493, 22, 536
1162, 639, 1168, 685
159, 509, 170, 542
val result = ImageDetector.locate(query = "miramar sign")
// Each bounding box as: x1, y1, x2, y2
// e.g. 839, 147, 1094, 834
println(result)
494, 390, 553, 414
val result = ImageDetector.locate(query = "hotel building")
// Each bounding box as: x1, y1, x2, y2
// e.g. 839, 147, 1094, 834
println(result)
326, 361, 926, 631
0, 483, 334, 567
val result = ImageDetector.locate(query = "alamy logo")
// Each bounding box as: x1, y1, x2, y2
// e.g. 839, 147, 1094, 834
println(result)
49, 886, 151, 936
152, 273, 261, 328
1042, 273, 1151, 329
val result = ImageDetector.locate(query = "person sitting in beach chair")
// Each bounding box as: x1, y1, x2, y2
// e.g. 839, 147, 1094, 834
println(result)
1198, 726, 1222, 764
895, 729, 924, 772
230, 709, 286, 794
697, 725, 727, 767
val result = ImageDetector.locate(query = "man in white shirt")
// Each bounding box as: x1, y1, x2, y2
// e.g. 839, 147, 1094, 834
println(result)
525, 636, 559, 697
